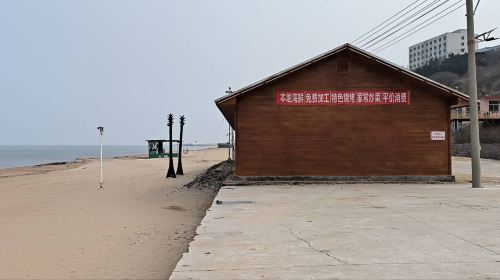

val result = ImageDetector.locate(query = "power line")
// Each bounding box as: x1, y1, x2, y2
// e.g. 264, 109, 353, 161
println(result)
363, 0, 451, 50
200, 116, 225, 161
352, 0, 424, 45
357, 0, 444, 47
375, 2, 465, 53
473, 0, 481, 13
355, 0, 434, 46
373, 0, 464, 52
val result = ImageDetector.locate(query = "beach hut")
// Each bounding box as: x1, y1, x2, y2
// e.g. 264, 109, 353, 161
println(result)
215, 44, 469, 180
146, 140, 178, 158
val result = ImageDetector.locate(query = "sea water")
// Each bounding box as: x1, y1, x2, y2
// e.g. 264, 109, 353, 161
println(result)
0, 145, 216, 169
0, 145, 146, 169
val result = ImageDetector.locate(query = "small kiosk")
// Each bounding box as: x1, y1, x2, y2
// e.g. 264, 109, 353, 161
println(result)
146, 140, 177, 158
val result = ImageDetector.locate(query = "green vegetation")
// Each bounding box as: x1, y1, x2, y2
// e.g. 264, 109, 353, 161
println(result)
415, 48, 500, 96
452, 126, 500, 144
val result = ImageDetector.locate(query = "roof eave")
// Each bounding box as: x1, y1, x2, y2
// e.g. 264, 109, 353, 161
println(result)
215, 43, 350, 104
215, 43, 469, 105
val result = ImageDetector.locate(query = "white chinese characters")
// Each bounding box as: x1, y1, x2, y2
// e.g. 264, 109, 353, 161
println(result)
277, 90, 410, 106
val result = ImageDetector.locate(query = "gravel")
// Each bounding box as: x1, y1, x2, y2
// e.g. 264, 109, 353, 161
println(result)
184, 160, 234, 190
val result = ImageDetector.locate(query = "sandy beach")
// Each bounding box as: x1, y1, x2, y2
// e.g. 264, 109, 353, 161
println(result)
0, 148, 227, 279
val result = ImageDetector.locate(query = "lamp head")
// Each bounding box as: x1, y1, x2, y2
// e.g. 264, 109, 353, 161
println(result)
167, 114, 174, 126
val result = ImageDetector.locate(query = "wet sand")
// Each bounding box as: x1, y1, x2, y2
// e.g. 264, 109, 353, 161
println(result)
0, 148, 227, 279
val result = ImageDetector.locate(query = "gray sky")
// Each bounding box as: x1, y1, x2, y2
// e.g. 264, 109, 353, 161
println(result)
1, 0, 498, 145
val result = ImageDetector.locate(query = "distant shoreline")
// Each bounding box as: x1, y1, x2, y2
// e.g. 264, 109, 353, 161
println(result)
0, 158, 91, 179
0, 145, 216, 170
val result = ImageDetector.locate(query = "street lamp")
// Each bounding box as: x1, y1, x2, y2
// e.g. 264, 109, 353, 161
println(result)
97, 126, 104, 189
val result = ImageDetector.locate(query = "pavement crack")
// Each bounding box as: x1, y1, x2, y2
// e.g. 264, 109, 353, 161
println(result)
397, 210, 500, 256
358, 190, 500, 257
282, 225, 345, 264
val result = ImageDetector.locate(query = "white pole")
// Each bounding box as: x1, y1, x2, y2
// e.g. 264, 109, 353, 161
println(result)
98, 127, 104, 189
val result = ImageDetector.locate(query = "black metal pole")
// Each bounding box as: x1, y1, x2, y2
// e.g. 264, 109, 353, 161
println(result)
176, 116, 185, 175
166, 114, 176, 178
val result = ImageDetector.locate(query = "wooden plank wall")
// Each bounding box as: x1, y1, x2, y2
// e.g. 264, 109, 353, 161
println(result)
235, 50, 453, 176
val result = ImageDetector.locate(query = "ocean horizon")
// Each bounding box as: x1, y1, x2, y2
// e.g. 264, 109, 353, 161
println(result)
0, 144, 215, 169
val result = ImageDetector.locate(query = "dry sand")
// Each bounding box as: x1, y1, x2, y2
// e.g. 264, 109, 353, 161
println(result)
0, 148, 228, 280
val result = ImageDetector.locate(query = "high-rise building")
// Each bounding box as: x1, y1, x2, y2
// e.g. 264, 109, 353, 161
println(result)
408, 29, 477, 71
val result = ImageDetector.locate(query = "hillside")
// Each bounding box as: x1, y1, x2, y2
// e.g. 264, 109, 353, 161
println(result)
414, 48, 500, 96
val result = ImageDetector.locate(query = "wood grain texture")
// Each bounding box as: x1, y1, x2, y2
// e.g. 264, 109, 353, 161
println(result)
232, 50, 455, 176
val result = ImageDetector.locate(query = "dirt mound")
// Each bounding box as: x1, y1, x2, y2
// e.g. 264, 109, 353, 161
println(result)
184, 160, 234, 190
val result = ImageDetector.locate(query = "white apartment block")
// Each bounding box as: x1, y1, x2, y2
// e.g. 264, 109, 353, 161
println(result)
408, 29, 477, 70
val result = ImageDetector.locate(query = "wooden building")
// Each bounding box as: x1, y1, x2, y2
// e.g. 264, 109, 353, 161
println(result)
215, 44, 468, 178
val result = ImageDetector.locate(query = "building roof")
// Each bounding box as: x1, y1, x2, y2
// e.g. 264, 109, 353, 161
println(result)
215, 43, 469, 126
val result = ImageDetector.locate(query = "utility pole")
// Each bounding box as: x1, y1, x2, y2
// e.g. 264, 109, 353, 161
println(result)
225, 86, 233, 160
466, 0, 481, 188
97, 126, 104, 189
231, 127, 235, 160
228, 124, 231, 160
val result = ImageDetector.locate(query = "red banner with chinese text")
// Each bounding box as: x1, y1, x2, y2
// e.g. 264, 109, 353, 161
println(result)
276, 90, 410, 106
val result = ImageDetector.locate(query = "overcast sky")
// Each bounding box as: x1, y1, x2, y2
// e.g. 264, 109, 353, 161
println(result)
1, 0, 498, 145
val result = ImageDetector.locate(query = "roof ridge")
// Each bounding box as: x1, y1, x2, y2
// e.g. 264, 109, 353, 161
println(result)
215, 43, 468, 104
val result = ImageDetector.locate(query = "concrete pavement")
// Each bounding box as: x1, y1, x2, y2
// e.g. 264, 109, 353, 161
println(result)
453, 156, 500, 183
171, 159, 500, 279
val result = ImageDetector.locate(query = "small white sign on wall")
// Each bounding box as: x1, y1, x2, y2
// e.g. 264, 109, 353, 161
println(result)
431, 131, 446, 141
